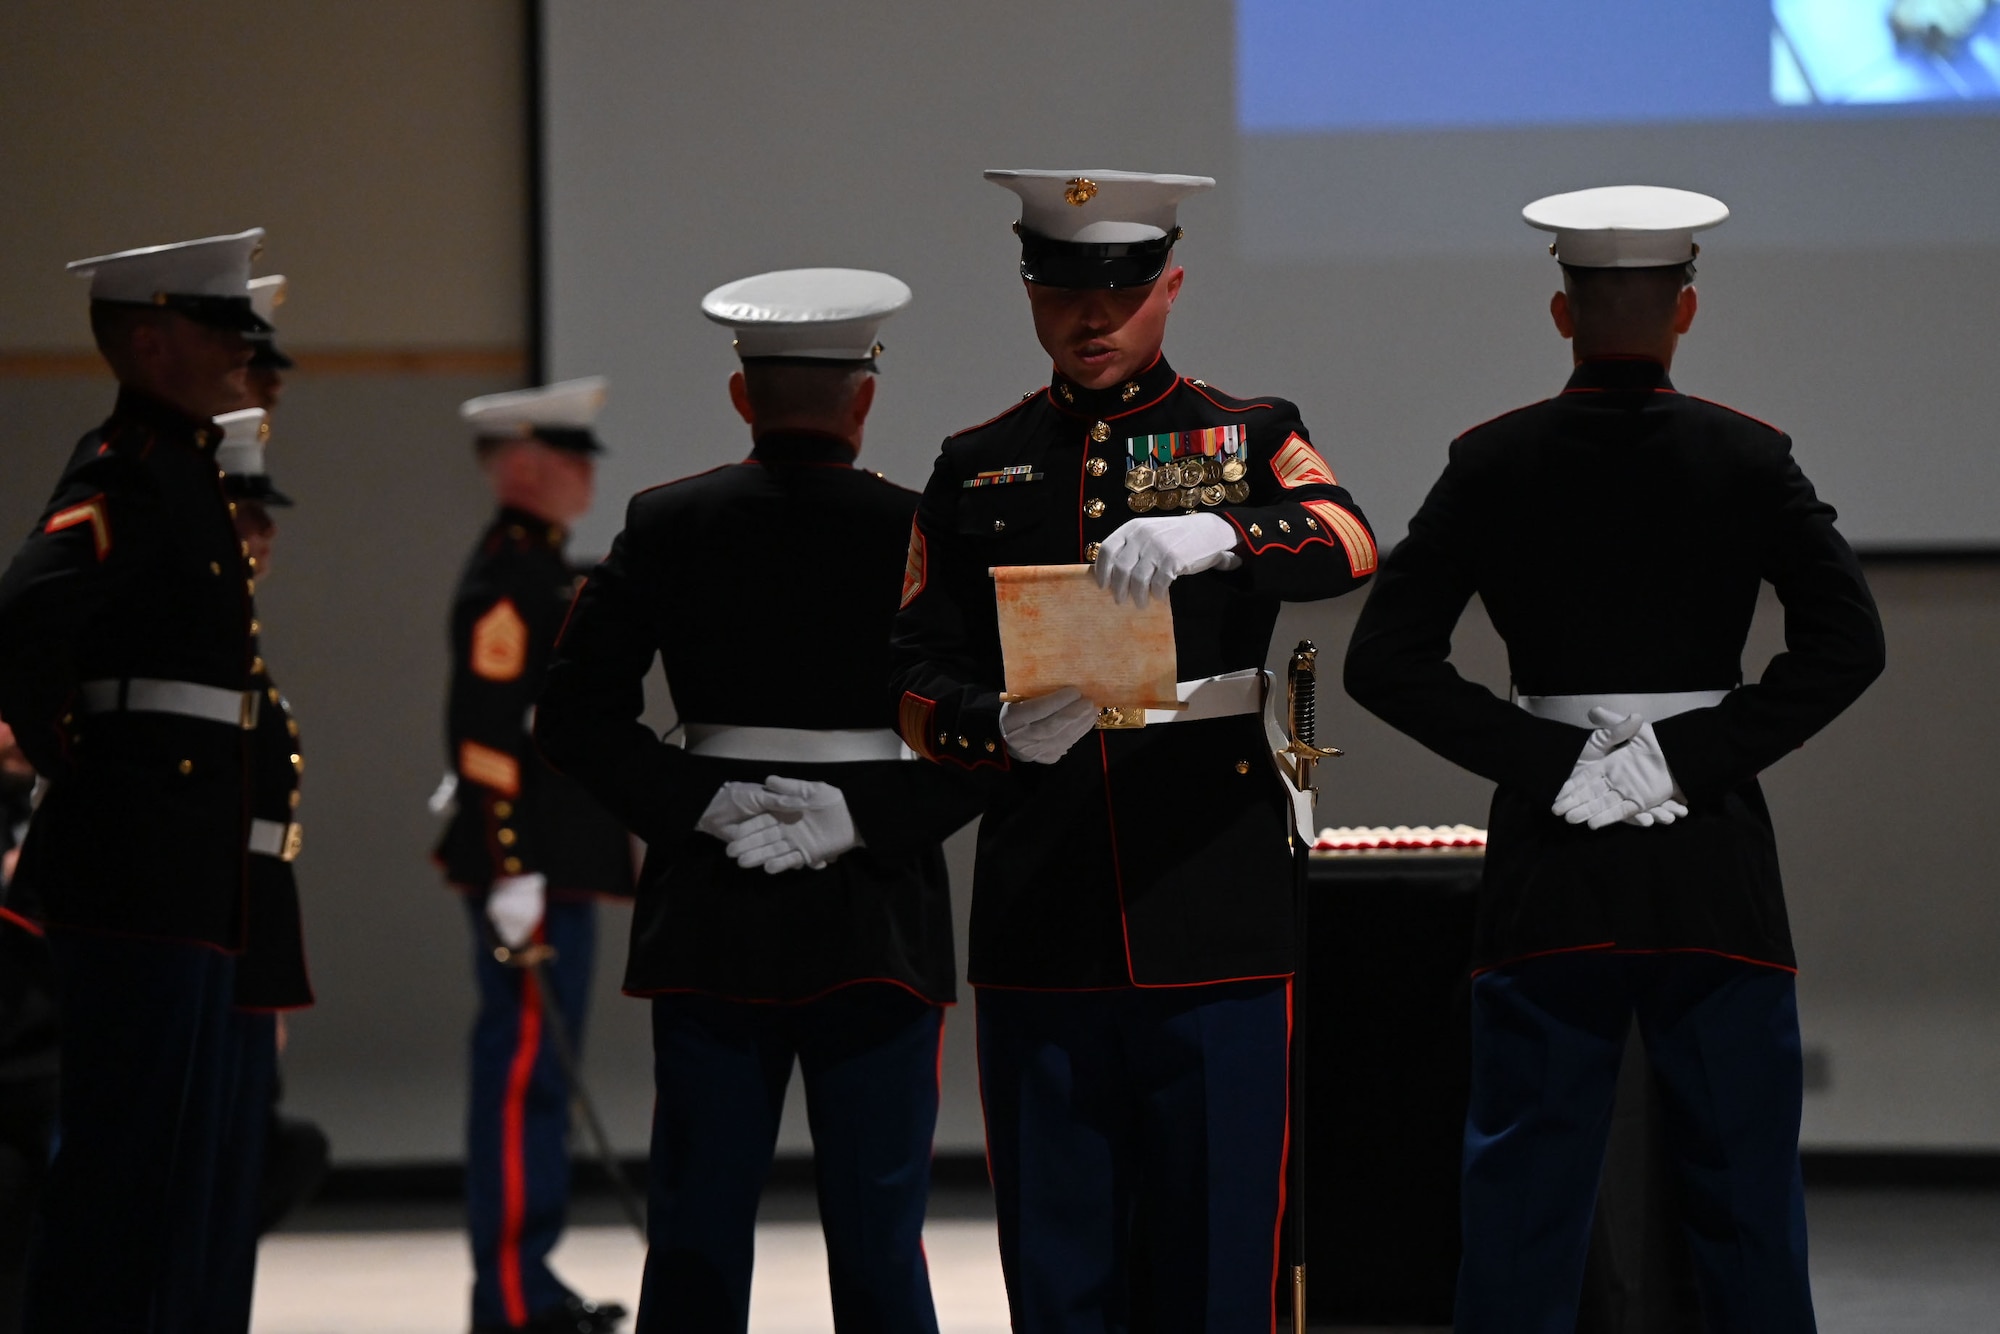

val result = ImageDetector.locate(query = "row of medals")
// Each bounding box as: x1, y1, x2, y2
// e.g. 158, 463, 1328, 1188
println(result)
1124, 454, 1251, 513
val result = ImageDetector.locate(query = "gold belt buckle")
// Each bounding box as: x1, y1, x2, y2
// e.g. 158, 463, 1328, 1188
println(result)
280, 822, 304, 863
1095, 706, 1147, 730
240, 690, 261, 730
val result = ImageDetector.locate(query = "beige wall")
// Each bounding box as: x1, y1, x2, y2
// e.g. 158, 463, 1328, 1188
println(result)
0, 0, 527, 353
0, 2, 556, 1165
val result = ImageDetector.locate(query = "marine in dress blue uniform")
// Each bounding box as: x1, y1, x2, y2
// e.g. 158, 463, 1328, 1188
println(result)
0, 727, 54, 1334
438, 379, 634, 1334
195, 406, 317, 1334
0, 231, 273, 1333
1343, 187, 1887, 1334
227, 273, 334, 1242
888, 172, 1377, 1332
536, 270, 983, 1334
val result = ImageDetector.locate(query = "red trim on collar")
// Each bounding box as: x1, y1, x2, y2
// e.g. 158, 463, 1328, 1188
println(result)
1100, 378, 1180, 422
1044, 350, 1179, 422
1044, 375, 1180, 424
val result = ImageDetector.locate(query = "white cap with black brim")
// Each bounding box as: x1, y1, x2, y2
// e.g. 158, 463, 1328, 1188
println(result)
985, 169, 1215, 289
67, 228, 273, 332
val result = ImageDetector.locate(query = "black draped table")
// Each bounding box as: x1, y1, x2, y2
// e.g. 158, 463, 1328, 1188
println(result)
1278, 846, 1700, 1331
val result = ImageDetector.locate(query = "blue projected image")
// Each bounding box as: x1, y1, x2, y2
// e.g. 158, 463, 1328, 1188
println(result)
1777, 0, 2000, 104
1239, 0, 2000, 132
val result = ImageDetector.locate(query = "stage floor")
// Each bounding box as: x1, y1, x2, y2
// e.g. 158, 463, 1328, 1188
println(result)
249, 1187, 2000, 1333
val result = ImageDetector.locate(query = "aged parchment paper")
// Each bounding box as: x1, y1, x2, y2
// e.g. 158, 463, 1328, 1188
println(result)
991, 564, 1180, 707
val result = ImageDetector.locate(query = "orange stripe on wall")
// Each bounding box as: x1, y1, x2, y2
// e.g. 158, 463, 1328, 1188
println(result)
0, 347, 528, 378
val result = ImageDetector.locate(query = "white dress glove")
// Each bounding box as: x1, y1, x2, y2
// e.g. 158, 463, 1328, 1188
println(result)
999, 686, 1100, 764
721, 776, 862, 875
697, 781, 778, 840
1093, 513, 1243, 608
1551, 707, 1684, 830
485, 872, 546, 950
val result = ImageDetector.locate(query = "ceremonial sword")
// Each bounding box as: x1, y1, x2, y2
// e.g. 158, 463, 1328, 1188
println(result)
492, 937, 650, 1243
1276, 640, 1341, 1334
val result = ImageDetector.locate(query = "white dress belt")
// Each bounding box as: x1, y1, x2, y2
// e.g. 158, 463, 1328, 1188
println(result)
249, 818, 302, 862
682, 725, 915, 763
78, 678, 259, 729
1143, 668, 1267, 725
1516, 690, 1732, 728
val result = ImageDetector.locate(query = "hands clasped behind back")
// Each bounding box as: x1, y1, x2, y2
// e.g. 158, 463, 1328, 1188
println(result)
699, 775, 862, 874
1551, 707, 1686, 830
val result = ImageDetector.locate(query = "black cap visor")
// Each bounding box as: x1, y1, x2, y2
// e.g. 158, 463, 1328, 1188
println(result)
249, 338, 294, 370
530, 427, 606, 456
1017, 228, 1179, 290
221, 474, 294, 507
98, 294, 274, 334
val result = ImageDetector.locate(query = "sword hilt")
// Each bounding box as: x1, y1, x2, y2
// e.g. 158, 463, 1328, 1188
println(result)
493, 942, 559, 968
1280, 640, 1341, 794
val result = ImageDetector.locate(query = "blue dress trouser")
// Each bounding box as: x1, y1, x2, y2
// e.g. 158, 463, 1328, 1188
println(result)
637, 985, 944, 1334
1458, 951, 1814, 1334
976, 980, 1291, 1334
465, 896, 597, 1329
24, 930, 236, 1334
198, 1009, 277, 1334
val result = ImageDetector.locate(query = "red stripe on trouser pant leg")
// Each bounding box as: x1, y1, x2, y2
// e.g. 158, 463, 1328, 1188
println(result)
1271, 978, 1295, 1332
500, 962, 544, 1326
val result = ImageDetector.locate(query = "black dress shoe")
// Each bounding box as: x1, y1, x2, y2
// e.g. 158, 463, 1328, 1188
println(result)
473, 1296, 630, 1334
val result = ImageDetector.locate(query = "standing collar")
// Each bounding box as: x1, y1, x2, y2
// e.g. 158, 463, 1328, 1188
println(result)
749, 430, 858, 466
1046, 350, 1179, 421
110, 386, 217, 449
494, 505, 567, 550
1563, 357, 1676, 396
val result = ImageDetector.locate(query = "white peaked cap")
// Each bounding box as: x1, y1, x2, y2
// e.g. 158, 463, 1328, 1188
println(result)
985, 169, 1215, 243
214, 408, 270, 478
66, 228, 265, 303
1523, 186, 1730, 268
460, 376, 609, 435
248, 275, 287, 326
701, 268, 912, 362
